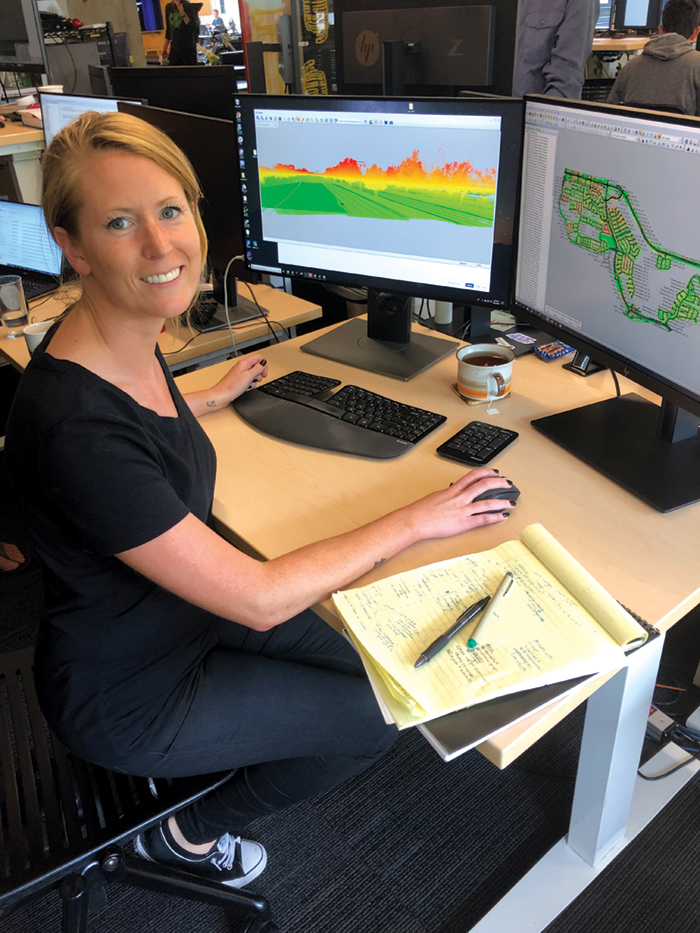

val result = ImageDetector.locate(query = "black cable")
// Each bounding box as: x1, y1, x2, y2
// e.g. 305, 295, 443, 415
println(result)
162, 329, 203, 355
638, 726, 700, 781
239, 279, 289, 342
610, 368, 621, 397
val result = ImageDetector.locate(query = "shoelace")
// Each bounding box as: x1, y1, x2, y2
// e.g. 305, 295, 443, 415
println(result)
211, 833, 241, 871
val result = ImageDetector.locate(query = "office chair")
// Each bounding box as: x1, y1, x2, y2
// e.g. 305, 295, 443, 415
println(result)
0, 646, 277, 933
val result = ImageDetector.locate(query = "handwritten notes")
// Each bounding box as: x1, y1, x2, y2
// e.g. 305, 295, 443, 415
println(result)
333, 524, 647, 728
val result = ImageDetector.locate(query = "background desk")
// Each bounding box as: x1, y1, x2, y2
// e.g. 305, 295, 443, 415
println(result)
174, 318, 699, 924
0, 122, 44, 205
0, 283, 322, 374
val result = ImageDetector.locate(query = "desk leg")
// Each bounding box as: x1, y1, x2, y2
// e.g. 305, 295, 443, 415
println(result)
567, 634, 665, 866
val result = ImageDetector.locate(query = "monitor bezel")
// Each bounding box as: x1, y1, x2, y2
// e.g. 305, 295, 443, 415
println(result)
613, 0, 661, 32
0, 0, 49, 74
516, 94, 700, 423
236, 92, 524, 312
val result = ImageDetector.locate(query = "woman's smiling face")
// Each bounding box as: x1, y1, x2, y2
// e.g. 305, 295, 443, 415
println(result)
56, 149, 202, 324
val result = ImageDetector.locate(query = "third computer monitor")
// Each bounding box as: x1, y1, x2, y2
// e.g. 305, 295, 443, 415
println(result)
515, 95, 700, 511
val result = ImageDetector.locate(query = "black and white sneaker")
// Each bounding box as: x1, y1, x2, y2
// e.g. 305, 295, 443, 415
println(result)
134, 820, 267, 888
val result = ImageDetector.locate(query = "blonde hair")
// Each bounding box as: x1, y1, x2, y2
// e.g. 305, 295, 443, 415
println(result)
41, 110, 208, 278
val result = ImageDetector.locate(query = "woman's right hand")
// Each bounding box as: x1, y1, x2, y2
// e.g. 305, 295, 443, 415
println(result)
399, 469, 516, 543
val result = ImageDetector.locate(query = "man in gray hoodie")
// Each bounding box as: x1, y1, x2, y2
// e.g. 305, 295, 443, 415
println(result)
607, 0, 700, 114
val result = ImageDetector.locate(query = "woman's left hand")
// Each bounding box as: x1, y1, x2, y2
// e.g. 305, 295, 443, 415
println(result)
215, 355, 268, 404
184, 355, 268, 417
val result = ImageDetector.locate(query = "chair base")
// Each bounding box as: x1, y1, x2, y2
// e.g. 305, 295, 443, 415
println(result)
57, 846, 276, 933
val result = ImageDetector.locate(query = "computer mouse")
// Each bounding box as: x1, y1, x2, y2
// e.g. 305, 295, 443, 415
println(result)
473, 484, 520, 511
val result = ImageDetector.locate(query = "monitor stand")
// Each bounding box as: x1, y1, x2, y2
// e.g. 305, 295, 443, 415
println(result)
300, 289, 459, 381
531, 394, 700, 512
206, 271, 265, 327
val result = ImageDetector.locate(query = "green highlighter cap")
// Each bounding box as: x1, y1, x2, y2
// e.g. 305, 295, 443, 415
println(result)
467, 638, 477, 649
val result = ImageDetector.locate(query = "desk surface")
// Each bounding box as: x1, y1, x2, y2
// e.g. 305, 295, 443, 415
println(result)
0, 283, 322, 373
592, 35, 651, 51
174, 320, 700, 765
0, 121, 45, 149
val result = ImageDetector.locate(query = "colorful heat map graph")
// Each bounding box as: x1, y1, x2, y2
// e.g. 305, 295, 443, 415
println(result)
259, 149, 497, 227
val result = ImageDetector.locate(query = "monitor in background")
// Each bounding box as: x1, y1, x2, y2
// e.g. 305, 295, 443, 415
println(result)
0, 0, 48, 74
117, 101, 254, 317
333, 0, 518, 98
515, 95, 700, 512
39, 91, 145, 147
237, 93, 523, 379
0, 200, 63, 298
88, 63, 113, 96
109, 66, 244, 121
613, 0, 661, 31
595, 1, 615, 31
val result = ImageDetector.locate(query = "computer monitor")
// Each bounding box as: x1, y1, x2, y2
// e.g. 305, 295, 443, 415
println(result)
39, 91, 145, 147
333, 0, 518, 98
613, 0, 660, 31
595, 1, 615, 31
0, 0, 49, 74
514, 95, 700, 512
117, 101, 253, 314
236, 93, 524, 379
109, 66, 245, 121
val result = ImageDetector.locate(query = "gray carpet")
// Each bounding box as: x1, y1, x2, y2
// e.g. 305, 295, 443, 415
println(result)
1, 448, 699, 933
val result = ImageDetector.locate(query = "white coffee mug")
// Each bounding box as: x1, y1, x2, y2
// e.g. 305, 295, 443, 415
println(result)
456, 344, 514, 402
23, 320, 53, 356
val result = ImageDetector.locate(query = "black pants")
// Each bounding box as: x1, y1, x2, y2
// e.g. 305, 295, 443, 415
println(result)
139, 610, 397, 844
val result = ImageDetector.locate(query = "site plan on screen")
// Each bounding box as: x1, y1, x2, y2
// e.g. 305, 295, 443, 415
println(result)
518, 102, 700, 398
558, 168, 700, 333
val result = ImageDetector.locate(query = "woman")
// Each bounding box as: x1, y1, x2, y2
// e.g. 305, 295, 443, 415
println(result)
5, 112, 516, 888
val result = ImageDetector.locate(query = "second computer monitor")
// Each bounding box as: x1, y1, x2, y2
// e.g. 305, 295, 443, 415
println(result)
110, 66, 244, 121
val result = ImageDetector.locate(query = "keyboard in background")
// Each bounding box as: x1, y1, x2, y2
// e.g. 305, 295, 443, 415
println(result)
232, 370, 446, 459
183, 296, 268, 331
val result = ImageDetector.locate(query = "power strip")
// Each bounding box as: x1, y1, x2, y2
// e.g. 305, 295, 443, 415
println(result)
646, 706, 675, 743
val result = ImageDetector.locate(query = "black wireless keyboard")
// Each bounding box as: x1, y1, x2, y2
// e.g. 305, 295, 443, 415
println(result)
436, 421, 519, 466
233, 371, 446, 459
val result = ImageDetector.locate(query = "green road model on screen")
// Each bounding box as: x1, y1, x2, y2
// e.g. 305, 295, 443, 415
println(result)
559, 168, 700, 331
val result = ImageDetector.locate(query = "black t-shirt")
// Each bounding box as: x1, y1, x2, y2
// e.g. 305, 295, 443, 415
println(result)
5, 335, 219, 768
165, 1, 199, 65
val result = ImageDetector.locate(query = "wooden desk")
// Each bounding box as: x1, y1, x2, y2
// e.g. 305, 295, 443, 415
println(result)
592, 35, 652, 52
0, 283, 322, 374
174, 318, 699, 923
0, 122, 44, 204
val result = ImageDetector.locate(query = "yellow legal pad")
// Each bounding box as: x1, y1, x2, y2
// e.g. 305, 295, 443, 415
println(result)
332, 524, 648, 729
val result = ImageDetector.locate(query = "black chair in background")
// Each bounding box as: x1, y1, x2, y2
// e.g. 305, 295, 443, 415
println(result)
0, 647, 277, 933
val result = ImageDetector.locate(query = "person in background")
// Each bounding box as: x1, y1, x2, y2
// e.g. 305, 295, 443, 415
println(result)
5, 111, 517, 890
211, 9, 225, 31
513, 0, 601, 98
607, 0, 700, 114
162, 0, 199, 66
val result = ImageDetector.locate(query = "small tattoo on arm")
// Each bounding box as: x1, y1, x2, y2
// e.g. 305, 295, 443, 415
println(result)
206, 400, 216, 408
373, 558, 386, 569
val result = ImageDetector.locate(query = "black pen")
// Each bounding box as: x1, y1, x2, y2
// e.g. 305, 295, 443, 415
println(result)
414, 596, 490, 668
